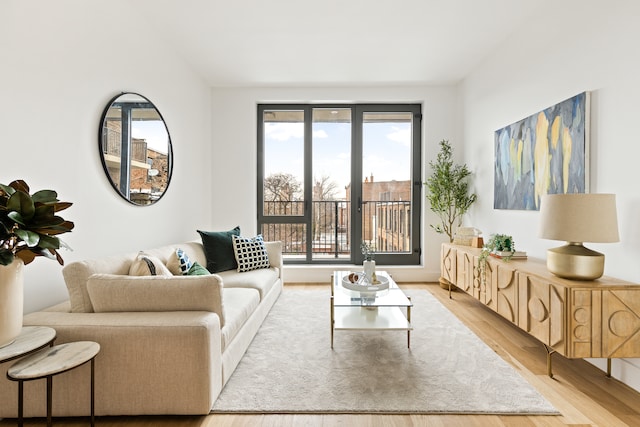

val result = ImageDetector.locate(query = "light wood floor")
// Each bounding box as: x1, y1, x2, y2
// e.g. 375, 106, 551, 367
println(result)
2, 283, 640, 427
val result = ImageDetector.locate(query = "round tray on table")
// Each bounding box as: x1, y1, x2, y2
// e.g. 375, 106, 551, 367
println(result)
341, 273, 389, 293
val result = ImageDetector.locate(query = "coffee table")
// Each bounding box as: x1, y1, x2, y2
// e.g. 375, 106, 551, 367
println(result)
331, 270, 412, 348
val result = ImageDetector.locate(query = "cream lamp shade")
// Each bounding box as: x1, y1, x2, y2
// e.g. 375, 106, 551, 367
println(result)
538, 193, 619, 280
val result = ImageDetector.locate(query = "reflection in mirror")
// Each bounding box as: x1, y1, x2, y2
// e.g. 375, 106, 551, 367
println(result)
99, 92, 172, 205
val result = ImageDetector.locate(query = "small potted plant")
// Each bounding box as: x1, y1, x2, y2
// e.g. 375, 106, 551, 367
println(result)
482, 234, 515, 260
478, 234, 515, 288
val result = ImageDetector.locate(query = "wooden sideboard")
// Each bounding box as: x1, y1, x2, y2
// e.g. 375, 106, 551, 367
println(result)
440, 243, 640, 377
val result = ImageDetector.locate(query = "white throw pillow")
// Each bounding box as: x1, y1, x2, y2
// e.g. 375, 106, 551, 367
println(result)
129, 252, 173, 276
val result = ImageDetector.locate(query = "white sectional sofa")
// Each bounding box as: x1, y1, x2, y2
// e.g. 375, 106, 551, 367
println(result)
0, 239, 283, 417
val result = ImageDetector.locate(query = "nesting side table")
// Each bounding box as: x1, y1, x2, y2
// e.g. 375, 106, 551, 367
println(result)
0, 327, 56, 365
7, 341, 100, 427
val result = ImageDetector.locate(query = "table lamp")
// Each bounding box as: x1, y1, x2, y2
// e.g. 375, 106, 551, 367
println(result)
538, 193, 619, 280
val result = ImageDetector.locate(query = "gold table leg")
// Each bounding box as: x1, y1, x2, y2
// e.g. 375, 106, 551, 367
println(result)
407, 296, 412, 348
330, 295, 334, 349
330, 274, 334, 349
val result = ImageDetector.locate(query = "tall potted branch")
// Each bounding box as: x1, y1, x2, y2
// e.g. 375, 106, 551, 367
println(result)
425, 140, 477, 243
0, 179, 74, 347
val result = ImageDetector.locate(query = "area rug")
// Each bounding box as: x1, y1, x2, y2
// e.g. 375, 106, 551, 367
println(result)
211, 288, 559, 415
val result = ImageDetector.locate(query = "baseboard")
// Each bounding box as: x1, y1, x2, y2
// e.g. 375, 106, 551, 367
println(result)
587, 358, 640, 393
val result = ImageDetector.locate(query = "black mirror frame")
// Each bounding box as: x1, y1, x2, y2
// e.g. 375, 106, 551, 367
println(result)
98, 92, 173, 206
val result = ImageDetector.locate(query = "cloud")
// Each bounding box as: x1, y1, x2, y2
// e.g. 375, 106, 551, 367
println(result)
387, 126, 410, 146
265, 123, 304, 141
313, 129, 328, 138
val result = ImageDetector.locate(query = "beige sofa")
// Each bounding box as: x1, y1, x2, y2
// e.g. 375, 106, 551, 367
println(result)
0, 240, 283, 417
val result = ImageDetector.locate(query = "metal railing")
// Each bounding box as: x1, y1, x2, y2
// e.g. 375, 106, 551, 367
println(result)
102, 128, 148, 163
261, 200, 411, 258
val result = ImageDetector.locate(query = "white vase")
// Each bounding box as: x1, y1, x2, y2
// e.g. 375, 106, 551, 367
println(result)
363, 260, 376, 281
0, 258, 24, 348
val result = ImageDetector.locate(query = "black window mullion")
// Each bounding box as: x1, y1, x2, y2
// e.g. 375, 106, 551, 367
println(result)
352, 105, 364, 264
303, 106, 313, 262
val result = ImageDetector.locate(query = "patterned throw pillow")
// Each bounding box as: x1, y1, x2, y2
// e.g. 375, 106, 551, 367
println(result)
166, 248, 193, 275
129, 252, 173, 276
232, 234, 270, 272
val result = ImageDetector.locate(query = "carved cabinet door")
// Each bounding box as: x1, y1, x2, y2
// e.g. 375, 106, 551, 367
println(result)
489, 259, 519, 325
518, 273, 566, 354
440, 244, 457, 285
456, 250, 474, 295
601, 289, 640, 358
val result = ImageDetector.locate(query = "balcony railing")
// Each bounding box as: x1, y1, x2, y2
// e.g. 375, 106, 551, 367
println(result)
261, 200, 411, 258
102, 128, 149, 163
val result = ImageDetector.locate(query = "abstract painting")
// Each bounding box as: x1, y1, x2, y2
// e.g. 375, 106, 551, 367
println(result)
494, 92, 589, 210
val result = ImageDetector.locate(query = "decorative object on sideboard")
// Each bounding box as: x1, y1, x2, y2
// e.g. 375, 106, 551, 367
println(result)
425, 139, 477, 242
494, 91, 589, 211
0, 179, 74, 347
453, 226, 482, 247
478, 233, 516, 289
99, 92, 173, 206
538, 193, 619, 280
360, 240, 376, 282
480, 233, 516, 261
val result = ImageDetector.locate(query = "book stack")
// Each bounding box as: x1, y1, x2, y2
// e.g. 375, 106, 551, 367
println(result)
490, 250, 527, 259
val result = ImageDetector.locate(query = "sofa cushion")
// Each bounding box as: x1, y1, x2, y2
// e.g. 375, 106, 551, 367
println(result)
197, 226, 241, 273
232, 234, 270, 272
166, 248, 193, 275
216, 267, 279, 300
220, 287, 260, 351
129, 252, 173, 276
86, 273, 226, 326
62, 242, 208, 313
63, 253, 136, 313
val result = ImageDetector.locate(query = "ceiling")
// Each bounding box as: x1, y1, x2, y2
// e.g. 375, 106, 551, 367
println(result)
136, 0, 550, 87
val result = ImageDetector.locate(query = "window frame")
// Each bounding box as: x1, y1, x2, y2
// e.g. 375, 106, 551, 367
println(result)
257, 103, 422, 265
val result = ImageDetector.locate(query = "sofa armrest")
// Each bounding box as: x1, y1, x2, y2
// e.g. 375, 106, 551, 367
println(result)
264, 241, 283, 279
0, 310, 223, 416
86, 273, 225, 326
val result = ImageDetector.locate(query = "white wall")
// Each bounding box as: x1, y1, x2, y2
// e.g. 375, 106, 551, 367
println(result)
210, 86, 459, 283
0, 0, 214, 312
461, 0, 640, 391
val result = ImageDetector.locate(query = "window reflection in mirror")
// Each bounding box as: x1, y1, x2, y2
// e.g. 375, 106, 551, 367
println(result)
99, 93, 172, 205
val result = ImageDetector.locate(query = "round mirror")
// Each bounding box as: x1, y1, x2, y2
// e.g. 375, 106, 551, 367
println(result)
99, 92, 173, 205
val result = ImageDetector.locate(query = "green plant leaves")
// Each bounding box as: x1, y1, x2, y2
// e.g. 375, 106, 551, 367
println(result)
0, 179, 73, 266
425, 140, 477, 242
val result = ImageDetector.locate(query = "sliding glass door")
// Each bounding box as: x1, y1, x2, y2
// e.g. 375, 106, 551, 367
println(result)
258, 104, 421, 265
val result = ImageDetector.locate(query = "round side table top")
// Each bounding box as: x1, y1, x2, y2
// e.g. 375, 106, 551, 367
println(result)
0, 326, 56, 364
8, 341, 100, 380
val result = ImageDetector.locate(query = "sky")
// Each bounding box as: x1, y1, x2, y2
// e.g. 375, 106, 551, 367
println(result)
264, 120, 412, 198
132, 120, 170, 155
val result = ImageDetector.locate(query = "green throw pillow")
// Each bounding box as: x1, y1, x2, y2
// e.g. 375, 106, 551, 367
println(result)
187, 261, 210, 276
197, 226, 241, 273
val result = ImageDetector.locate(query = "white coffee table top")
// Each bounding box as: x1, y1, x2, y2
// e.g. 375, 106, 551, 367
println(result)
0, 326, 56, 364
8, 341, 100, 380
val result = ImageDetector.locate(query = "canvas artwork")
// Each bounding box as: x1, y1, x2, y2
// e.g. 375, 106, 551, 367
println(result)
494, 92, 589, 211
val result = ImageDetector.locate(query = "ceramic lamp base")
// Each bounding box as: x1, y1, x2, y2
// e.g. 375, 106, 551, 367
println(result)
546, 243, 605, 281
0, 259, 24, 348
